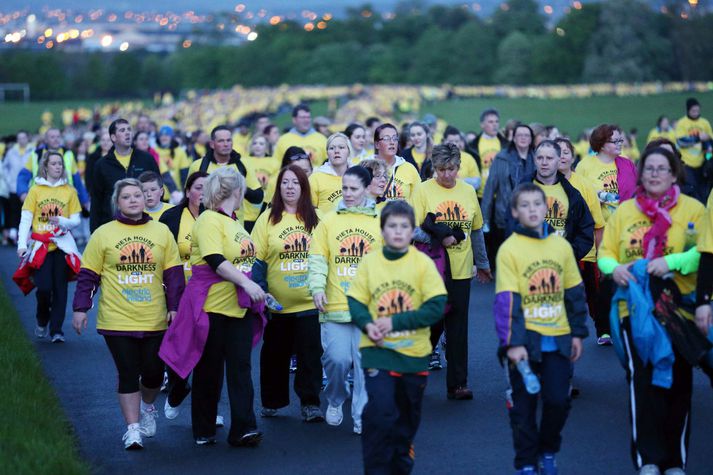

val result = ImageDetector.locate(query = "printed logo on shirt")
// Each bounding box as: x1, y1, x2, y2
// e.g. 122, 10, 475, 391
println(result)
624, 221, 672, 258
278, 227, 311, 276
377, 288, 414, 317
326, 189, 343, 204
481, 150, 497, 169
545, 196, 567, 232
522, 260, 565, 322
334, 228, 377, 282
114, 237, 157, 301
36, 199, 65, 231
233, 236, 256, 271
435, 200, 469, 224
385, 181, 404, 200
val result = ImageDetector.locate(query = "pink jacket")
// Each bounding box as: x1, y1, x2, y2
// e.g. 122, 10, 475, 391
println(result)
616, 155, 638, 202
159, 265, 266, 379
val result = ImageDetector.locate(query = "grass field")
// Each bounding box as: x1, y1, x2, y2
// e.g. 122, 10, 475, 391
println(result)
0, 282, 89, 474
2, 91, 712, 150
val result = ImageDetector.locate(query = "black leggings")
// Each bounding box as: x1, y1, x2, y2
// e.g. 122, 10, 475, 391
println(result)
104, 334, 165, 394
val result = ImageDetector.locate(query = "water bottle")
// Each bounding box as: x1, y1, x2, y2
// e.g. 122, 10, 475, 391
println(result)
684, 222, 697, 251
265, 294, 283, 312
516, 359, 541, 395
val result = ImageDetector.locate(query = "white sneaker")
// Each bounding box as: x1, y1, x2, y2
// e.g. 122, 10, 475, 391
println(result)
140, 405, 158, 437
163, 398, 180, 420
215, 415, 224, 427
663, 469, 685, 475
35, 325, 48, 338
639, 465, 661, 475
353, 420, 362, 435
122, 426, 143, 450
325, 404, 343, 426
51, 334, 65, 343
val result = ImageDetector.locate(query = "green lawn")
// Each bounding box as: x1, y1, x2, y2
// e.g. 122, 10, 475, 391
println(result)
0, 100, 130, 136
0, 282, 90, 474
422, 91, 713, 149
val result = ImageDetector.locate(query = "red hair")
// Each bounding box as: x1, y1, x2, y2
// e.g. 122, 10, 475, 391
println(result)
589, 124, 621, 153
269, 164, 319, 232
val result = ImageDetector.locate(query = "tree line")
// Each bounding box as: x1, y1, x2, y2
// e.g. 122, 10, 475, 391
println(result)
1, 0, 712, 100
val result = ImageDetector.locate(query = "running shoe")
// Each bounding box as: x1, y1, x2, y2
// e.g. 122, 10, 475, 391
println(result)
229, 431, 263, 448
122, 426, 143, 450
325, 404, 343, 426
447, 386, 473, 400
160, 371, 169, 392
353, 420, 362, 435
597, 334, 613, 346
215, 415, 224, 427
539, 453, 558, 475
301, 405, 324, 423
662, 469, 684, 475
517, 467, 537, 475
638, 465, 661, 475
289, 355, 298, 373
195, 436, 216, 446
163, 398, 180, 420
51, 334, 65, 343
139, 405, 158, 437
428, 351, 442, 370
260, 408, 278, 418
35, 325, 48, 338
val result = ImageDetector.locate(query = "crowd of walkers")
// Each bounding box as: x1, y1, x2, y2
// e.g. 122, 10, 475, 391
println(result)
3, 97, 713, 475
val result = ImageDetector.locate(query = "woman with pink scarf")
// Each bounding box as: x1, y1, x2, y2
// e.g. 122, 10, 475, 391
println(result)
598, 147, 706, 475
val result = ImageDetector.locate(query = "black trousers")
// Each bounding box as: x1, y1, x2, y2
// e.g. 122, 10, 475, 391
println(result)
191, 312, 257, 441
441, 278, 471, 390
507, 351, 572, 469
579, 261, 610, 337
621, 319, 692, 471
485, 225, 506, 273
34, 250, 69, 336
683, 164, 709, 203
362, 370, 427, 475
104, 334, 165, 393
5, 193, 21, 230
260, 312, 322, 409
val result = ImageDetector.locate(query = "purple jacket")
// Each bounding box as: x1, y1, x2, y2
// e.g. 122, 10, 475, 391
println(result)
159, 264, 267, 379
616, 155, 637, 203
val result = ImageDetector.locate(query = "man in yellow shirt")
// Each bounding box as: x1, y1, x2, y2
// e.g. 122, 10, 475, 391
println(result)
273, 104, 328, 165
676, 97, 713, 202
468, 108, 509, 196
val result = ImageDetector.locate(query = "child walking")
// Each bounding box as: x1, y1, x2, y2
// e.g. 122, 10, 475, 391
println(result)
348, 201, 447, 474
493, 183, 589, 475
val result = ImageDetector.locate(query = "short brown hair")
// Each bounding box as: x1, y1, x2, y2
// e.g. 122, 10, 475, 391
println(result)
637, 147, 682, 184
589, 124, 621, 153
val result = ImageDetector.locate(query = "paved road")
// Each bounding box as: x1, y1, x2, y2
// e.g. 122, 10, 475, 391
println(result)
3, 246, 712, 474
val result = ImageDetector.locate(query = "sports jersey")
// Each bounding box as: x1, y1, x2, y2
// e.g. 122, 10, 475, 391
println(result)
191, 209, 256, 318
568, 171, 605, 262
675, 116, 713, 168
477, 135, 502, 195
22, 182, 81, 252
535, 182, 569, 237
309, 209, 382, 314
251, 210, 320, 314
177, 207, 196, 279
496, 232, 582, 336
81, 220, 181, 331
146, 202, 174, 221
384, 158, 421, 201
575, 155, 619, 221
348, 247, 447, 357
273, 130, 327, 166
309, 167, 343, 214
411, 178, 484, 279
599, 196, 704, 297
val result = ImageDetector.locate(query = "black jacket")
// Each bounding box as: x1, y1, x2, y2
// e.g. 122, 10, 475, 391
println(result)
89, 147, 160, 232
197, 149, 264, 205
513, 172, 594, 261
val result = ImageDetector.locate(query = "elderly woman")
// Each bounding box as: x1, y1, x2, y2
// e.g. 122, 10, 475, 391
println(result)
18, 151, 82, 342
598, 147, 705, 475
309, 133, 352, 213
72, 178, 184, 450
410, 143, 491, 400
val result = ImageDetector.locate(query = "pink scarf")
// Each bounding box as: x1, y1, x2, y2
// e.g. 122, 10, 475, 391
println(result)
634, 184, 680, 259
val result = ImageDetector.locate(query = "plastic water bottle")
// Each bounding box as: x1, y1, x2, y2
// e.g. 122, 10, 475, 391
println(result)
684, 222, 697, 251
265, 294, 283, 312
516, 360, 541, 395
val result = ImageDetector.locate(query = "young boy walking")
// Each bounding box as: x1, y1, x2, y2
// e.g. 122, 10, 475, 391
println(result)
348, 201, 447, 474
494, 183, 589, 475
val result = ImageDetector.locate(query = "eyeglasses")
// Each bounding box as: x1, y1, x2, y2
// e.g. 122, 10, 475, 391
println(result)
642, 166, 672, 176
288, 153, 309, 161
372, 173, 388, 180
378, 136, 399, 143
607, 139, 624, 145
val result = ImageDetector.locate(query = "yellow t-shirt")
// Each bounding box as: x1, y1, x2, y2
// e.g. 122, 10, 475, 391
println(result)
707, 189, 713, 209
646, 128, 676, 146
536, 182, 569, 237
177, 207, 196, 280
348, 247, 447, 357
599, 196, 705, 297
309, 170, 343, 214
411, 179, 484, 279
156, 146, 191, 189
568, 172, 606, 263
146, 202, 174, 221
675, 116, 713, 168
81, 220, 181, 331
116, 150, 131, 170
251, 210, 320, 314
191, 210, 256, 318
477, 135, 502, 195
232, 132, 251, 157
496, 232, 582, 336
22, 183, 81, 252
309, 210, 382, 314
459, 151, 481, 180
273, 131, 328, 166
384, 160, 421, 201
242, 156, 279, 222
411, 149, 426, 169
575, 155, 619, 221
573, 140, 590, 160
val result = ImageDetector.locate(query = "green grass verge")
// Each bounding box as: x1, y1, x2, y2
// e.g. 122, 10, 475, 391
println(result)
0, 281, 90, 475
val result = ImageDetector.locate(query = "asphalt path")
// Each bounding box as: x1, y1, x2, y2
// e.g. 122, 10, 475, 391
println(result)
3, 246, 712, 475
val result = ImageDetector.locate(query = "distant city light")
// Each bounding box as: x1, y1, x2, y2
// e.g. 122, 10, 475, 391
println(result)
182, 39, 192, 48
247, 31, 258, 41
44, 28, 53, 37
119, 41, 129, 51
544, 5, 554, 14
100, 34, 113, 47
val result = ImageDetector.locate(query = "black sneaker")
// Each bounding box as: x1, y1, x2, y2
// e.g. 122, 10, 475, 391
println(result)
301, 405, 324, 423
229, 431, 263, 448
447, 386, 473, 400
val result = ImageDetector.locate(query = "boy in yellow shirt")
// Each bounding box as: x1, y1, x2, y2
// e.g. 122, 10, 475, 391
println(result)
348, 201, 446, 474
494, 183, 588, 475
